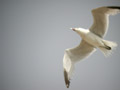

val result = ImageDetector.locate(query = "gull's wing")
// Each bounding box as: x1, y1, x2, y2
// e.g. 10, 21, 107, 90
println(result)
63, 40, 96, 88
90, 6, 120, 38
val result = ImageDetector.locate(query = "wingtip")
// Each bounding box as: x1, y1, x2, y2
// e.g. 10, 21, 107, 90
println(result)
64, 69, 70, 88
66, 84, 70, 88
107, 6, 120, 10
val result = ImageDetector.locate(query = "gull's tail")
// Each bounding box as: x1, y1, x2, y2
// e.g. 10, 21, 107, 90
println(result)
99, 40, 117, 57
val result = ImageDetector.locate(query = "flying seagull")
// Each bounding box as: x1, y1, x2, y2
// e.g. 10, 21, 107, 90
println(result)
63, 6, 120, 88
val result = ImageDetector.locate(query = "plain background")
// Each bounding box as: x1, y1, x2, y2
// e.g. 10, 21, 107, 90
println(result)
1, 0, 120, 90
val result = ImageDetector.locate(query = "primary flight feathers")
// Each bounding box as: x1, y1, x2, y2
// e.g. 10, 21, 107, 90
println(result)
63, 6, 120, 88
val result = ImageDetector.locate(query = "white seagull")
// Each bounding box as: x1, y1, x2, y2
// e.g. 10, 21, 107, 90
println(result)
63, 6, 120, 88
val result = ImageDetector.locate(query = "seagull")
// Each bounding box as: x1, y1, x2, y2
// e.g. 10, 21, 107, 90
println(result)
63, 6, 120, 88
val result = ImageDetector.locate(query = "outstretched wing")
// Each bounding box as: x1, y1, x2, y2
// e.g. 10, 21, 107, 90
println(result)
90, 6, 120, 38
63, 40, 96, 88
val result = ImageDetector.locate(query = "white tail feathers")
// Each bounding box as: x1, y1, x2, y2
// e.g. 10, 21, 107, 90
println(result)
99, 40, 117, 57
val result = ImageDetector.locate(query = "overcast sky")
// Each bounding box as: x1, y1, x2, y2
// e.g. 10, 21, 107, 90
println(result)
1, 0, 120, 90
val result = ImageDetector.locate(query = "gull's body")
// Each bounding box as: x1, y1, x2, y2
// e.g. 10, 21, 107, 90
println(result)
63, 6, 120, 88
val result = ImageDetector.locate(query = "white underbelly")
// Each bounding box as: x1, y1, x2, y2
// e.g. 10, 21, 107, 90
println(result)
83, 32, 104, 47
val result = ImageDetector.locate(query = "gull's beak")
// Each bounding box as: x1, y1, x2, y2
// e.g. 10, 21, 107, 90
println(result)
70, 28, 76, 31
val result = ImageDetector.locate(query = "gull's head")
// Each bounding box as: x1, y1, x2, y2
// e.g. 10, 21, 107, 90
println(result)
70, 28, 83, 33
70, 28, 79, 32
70, 28, 81, 35
70, 28, 88, 37
70, 28, 87, 32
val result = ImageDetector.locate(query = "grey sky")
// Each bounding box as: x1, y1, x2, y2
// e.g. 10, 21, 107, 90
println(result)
1, 0, 120, 90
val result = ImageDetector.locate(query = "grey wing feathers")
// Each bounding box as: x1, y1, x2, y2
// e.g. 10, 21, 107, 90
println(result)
90, 6, 120, 38
69, 40, 96, 61
63, 40, 96, 88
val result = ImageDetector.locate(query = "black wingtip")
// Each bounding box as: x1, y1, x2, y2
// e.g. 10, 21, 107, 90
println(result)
107, 6, 120, 9
64, 69, 70, 88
